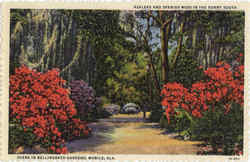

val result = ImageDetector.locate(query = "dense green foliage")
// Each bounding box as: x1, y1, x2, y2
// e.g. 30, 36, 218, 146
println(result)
191, 103, 243, 155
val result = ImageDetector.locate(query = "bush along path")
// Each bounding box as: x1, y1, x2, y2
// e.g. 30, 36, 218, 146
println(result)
66, 113, 201, 154
9, 66, 91, 154
161, 53, 244, 155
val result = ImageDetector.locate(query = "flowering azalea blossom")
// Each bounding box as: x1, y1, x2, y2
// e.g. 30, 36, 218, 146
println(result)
10, 66, 91, 154
161, 54, 244, 123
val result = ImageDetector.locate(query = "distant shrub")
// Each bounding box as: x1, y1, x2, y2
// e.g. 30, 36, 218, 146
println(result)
100, 96, 110, 105
94, 97, 112, 119
69, 80, 96, 121
69, 80, 112, 121
148, 104, 163, 122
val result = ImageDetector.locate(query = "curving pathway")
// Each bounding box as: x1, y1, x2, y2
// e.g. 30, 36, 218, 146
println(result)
66, 113, 201, 154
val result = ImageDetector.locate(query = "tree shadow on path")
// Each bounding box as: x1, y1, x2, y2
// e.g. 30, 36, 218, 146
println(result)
66, 121, 122, 153
67, 114, 145, 153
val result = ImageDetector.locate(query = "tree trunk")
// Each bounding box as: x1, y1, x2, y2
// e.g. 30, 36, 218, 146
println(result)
143, 110, 146, 120
192, 24, 198, 56
160, 21, 171, 83
148, 53, 161, 92
172, 21, 184, 69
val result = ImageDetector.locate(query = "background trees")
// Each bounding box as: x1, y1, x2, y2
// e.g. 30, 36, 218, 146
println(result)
10, 9, 244, 112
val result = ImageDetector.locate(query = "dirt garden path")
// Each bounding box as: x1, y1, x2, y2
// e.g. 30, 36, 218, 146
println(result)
66, 113, 201, 154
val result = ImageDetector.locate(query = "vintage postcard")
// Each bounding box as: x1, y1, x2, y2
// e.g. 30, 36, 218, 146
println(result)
0, 1, 249, 161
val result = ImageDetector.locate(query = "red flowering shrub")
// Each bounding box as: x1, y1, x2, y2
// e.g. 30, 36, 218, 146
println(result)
9, 66, 91, 154
161, 83, 188, 123
161, 53, 244, 155
161, 53, 244, 122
